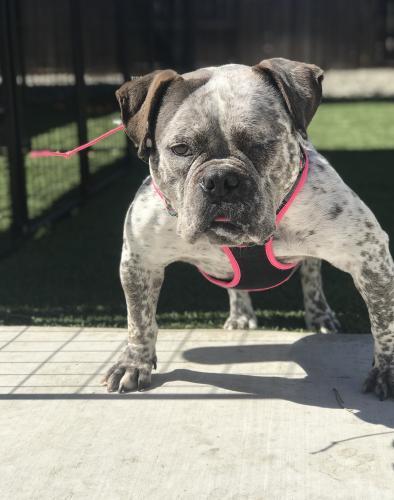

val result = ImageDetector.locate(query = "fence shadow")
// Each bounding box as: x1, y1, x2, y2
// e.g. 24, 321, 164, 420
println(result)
1, 333, 393, 430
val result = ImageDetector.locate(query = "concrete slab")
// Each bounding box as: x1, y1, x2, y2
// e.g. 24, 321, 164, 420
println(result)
0, 327, 393, 500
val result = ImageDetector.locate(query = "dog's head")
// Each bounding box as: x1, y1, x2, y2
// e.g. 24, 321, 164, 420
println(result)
116, 58, 323, 245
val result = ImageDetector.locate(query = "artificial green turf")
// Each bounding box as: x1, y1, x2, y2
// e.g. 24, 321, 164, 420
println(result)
0, 149, 393, 331
0, 112, 126, 231
0, 102, 393, 329
26, 112, 126, 220
0, 155, 12, 232
309, 101, 394, 150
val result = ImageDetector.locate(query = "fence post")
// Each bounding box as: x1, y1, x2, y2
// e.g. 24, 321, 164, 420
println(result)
115, 0, 134, 160
0, 0, 28, 236
69, 0, 89, 197
180, 0, 195, 72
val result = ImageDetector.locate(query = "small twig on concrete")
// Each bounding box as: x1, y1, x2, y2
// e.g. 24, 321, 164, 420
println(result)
332, 387, 356, 414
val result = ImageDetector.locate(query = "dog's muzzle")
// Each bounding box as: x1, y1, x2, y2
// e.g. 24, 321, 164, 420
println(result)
177, 158, 265, 245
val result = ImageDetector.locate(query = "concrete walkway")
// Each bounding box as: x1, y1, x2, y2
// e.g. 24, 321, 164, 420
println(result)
0, 326, 393, 500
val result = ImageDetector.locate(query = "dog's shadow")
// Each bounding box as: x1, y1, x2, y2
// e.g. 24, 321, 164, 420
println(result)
151, 333, 394, 427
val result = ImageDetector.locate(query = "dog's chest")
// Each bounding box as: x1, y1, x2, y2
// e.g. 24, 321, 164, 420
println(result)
183, 244, 234, 279
146, 221, 297, 282
157, 227, 236, 279
130, 179, 302, 279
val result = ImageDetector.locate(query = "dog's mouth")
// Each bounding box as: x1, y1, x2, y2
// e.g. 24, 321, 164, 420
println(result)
211, 215, 239, 231
180, 210, 272, 246
205, 216, 249, 245
213, 216, 231, 223
210, 220, 239, 233
203, 215, 274, 246
210, 216, 237, 231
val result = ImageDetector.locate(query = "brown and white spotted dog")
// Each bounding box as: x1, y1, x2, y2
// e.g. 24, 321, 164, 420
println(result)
103, 58, 394, 400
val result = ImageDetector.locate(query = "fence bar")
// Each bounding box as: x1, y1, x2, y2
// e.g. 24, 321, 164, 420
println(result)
0, 0, 28, 236
180, 0, 195, 72
115, 0, 131, 83
69, 0, 89, 197
115, 0, 134, 159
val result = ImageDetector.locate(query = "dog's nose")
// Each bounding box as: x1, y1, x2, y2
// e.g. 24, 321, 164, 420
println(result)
200, 171, 240, 201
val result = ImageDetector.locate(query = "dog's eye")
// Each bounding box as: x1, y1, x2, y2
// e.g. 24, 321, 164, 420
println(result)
170, 143, 192, 156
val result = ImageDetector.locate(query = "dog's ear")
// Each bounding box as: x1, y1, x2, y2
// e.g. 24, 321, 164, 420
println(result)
116, 69, 180, 161
254, 58, 324, 137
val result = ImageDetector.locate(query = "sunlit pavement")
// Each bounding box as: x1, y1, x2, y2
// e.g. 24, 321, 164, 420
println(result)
0, 326, 393, 499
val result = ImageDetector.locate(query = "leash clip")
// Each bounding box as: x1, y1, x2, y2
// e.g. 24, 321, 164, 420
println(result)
166, 205, 178, 217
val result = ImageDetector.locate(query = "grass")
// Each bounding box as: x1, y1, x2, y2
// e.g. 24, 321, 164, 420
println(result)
0, 101, 393, 330
309, 101, 394, 150
26, 112, 126, 220
0, 153, 12, 232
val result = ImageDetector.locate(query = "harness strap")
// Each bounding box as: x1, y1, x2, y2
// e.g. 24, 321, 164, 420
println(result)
275, 148, 309, 225
151, 178, 177, 216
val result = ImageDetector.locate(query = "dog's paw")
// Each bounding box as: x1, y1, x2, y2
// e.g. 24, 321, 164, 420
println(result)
362, 363, 394, 401
223, 313, 258, 330
305, 309, 342, 334
102, 346, 157, 393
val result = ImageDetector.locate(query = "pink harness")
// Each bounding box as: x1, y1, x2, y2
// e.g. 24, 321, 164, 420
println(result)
30, 127, 308, 292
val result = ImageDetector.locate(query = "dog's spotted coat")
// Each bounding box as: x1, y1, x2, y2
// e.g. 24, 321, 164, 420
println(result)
104, 59, 394, 400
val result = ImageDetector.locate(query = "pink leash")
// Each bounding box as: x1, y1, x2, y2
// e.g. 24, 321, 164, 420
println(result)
29, 124, 125, 159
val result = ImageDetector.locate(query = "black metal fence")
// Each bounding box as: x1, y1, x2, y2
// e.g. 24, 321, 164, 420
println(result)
0, 0, 134, 254
1, 0, 393, 255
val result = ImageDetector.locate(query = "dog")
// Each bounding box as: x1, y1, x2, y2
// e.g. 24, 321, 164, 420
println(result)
103, 58, 394, 400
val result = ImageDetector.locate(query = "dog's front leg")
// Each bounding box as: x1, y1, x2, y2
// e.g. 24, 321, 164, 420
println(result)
224, 290, 258, 330
104, 248, 164, 393
350, 231, 394, 399
301, 258, 341, 333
